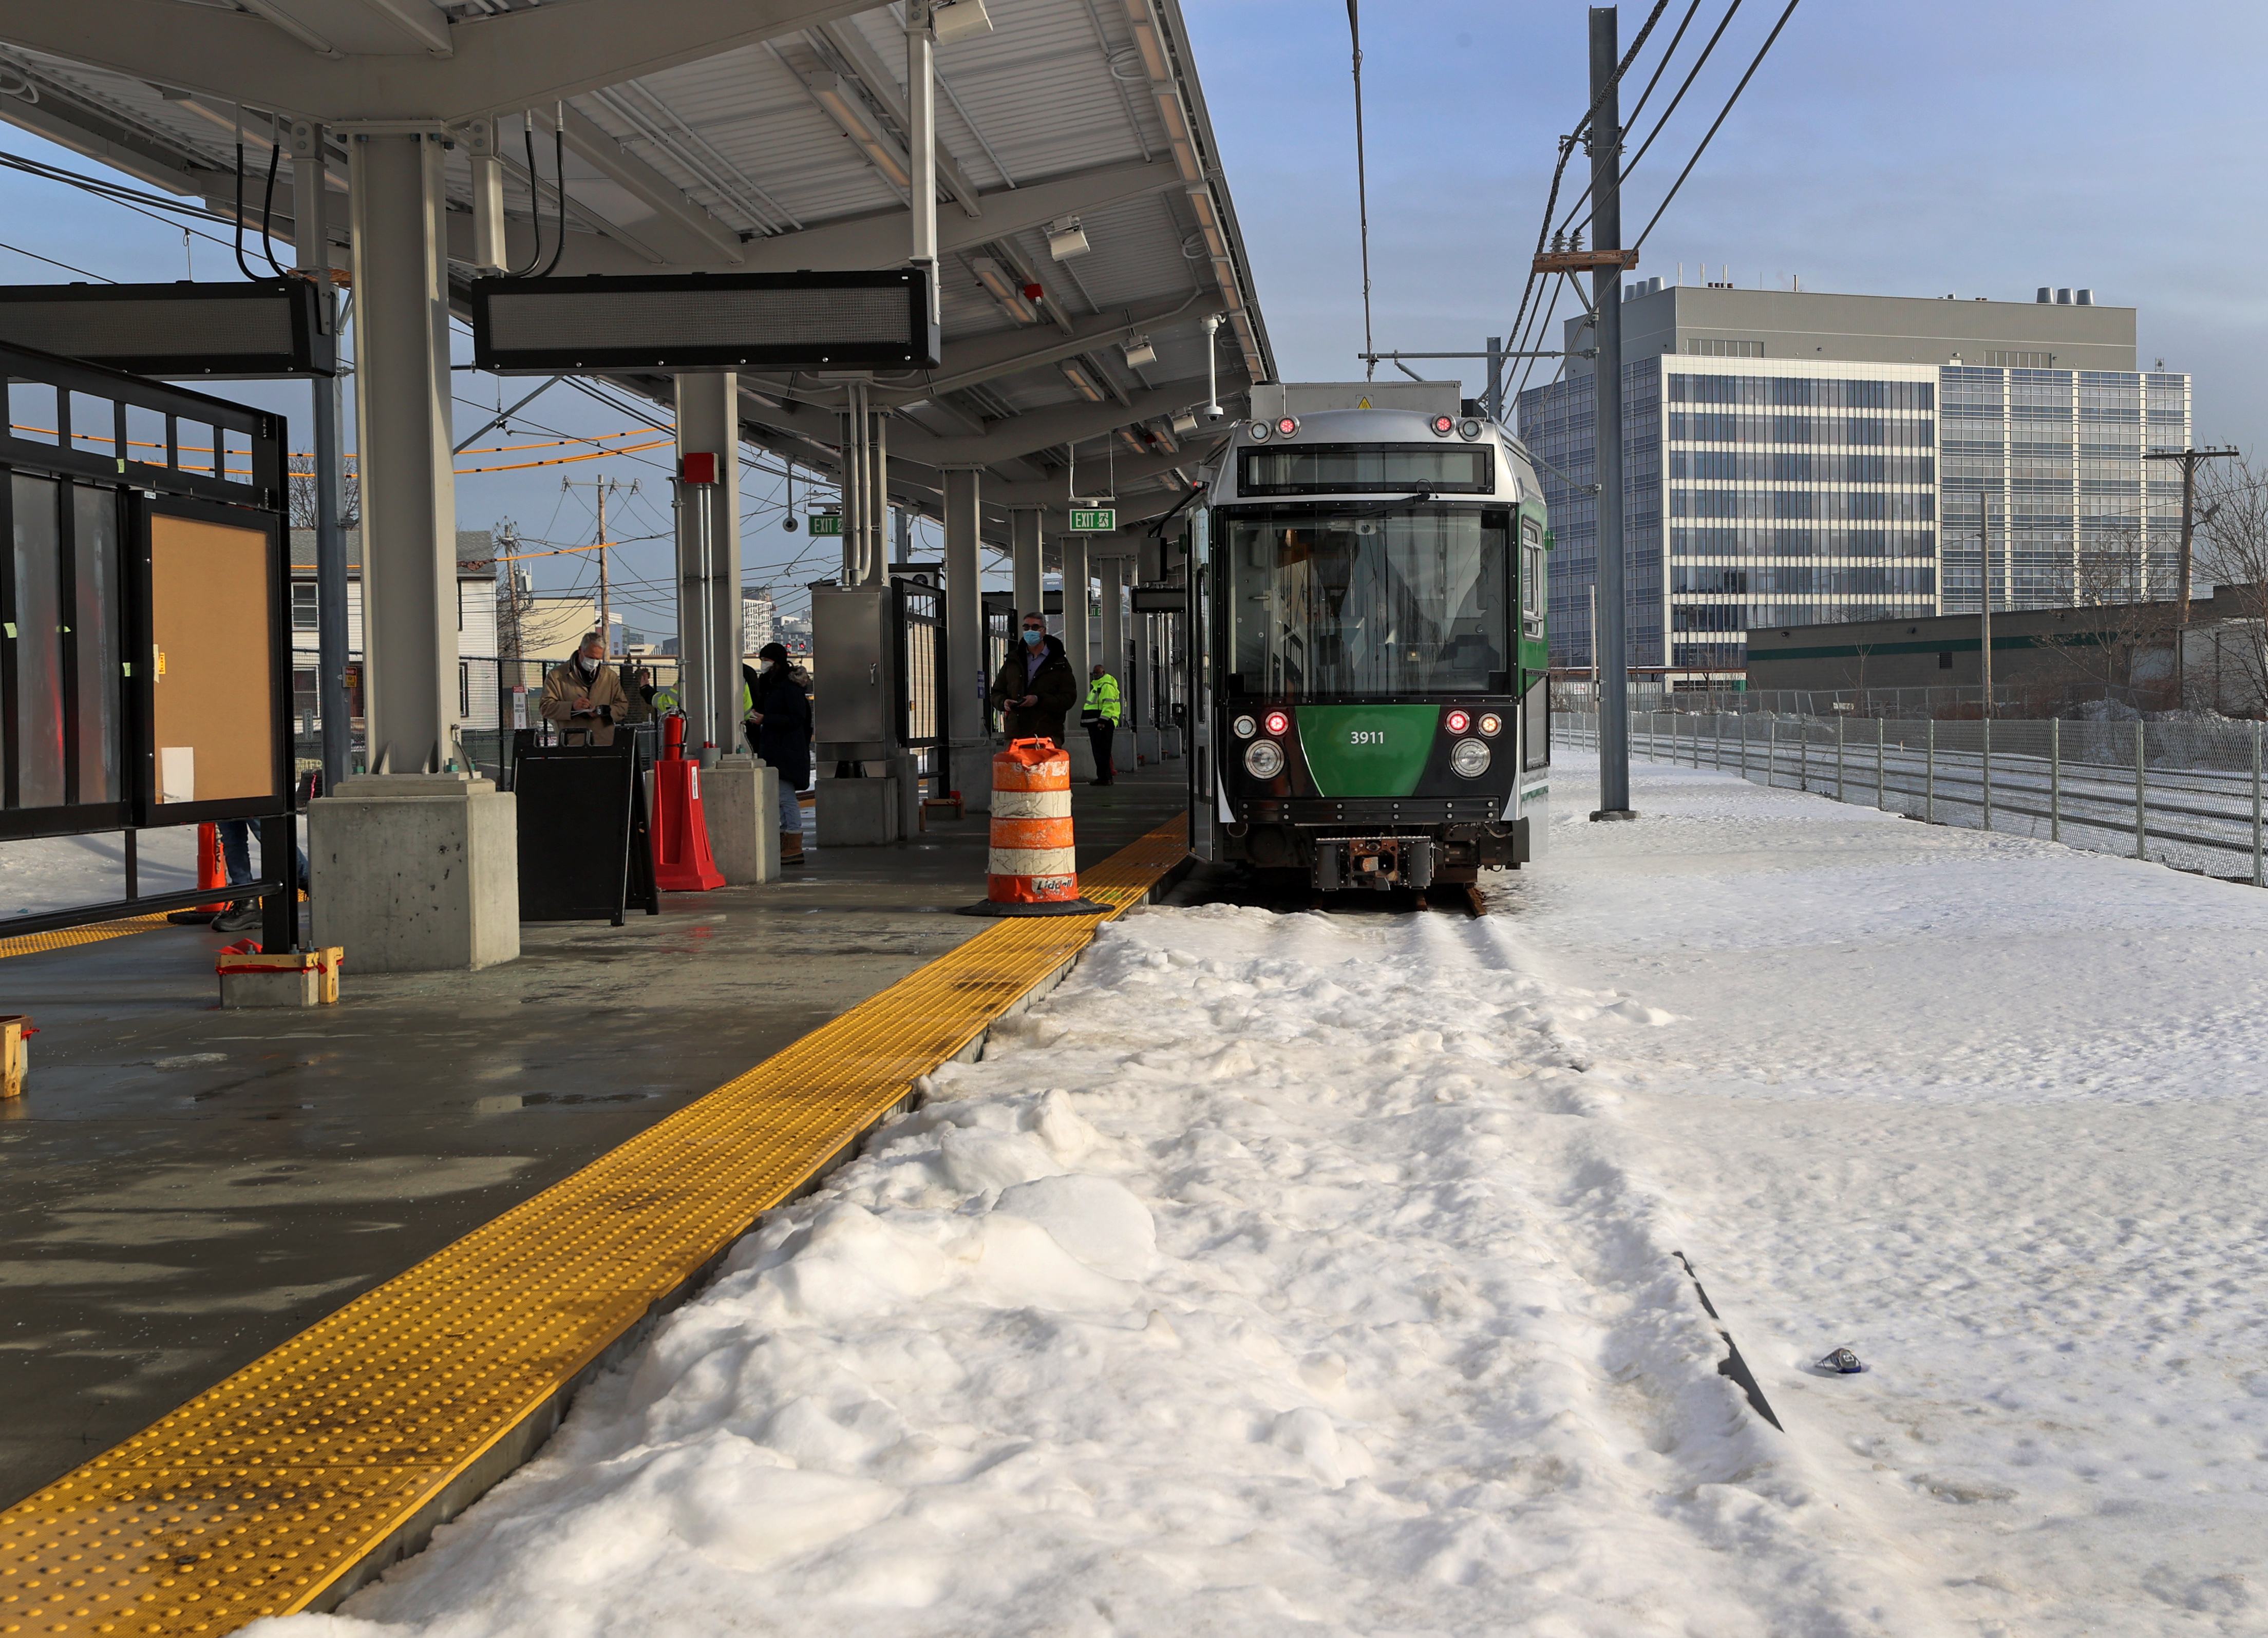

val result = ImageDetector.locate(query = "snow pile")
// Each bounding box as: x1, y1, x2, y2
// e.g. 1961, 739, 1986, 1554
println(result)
259, 908, 1944, 1635
257, 761, 2268, 1637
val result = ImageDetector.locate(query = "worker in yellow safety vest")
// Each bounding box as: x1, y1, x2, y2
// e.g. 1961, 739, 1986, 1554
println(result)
1081, 664, 1122, 787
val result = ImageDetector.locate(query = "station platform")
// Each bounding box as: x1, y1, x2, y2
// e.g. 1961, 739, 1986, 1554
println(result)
0, 760, 1186, 1513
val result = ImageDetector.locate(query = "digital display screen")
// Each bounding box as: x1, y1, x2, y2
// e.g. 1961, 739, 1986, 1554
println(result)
1238, 443, 1494, 496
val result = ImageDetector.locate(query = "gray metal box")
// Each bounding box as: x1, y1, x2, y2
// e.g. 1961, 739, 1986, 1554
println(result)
811, 584, 894, 756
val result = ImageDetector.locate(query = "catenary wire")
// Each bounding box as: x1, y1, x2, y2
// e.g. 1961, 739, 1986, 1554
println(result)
1562, 0, 1746, 239
1633, 0, 1803, 249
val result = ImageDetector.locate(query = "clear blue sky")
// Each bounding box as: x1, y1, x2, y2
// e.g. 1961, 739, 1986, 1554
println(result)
1189, 0, 2268, 431
3, 1, 2263, 638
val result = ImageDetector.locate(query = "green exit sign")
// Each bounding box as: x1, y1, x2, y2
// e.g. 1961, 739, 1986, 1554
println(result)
807, 512, 842, 536
1069, 507, 1117, 532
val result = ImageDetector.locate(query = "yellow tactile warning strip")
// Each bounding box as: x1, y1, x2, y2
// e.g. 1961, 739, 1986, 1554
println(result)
0, 914, 168, 962
0, 816, 1187, 1637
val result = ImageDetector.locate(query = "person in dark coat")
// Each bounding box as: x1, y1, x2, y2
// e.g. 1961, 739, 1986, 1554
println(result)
990, 614, 1080, 744
744, 642, 812, 860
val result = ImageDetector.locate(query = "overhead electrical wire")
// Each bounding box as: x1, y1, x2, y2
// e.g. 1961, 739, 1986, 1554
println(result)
1632, 0, 1803, 249
1561, 0, 1746, 239
1347, 0, 1376, 380
1496, 0, 1673, 386
1552, 0, 1714, 237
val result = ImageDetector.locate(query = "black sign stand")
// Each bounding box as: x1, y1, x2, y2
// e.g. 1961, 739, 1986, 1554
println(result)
511, 734, 659, 924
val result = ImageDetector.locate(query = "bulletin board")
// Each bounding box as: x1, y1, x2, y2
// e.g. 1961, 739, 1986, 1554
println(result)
134, 496, 288, 824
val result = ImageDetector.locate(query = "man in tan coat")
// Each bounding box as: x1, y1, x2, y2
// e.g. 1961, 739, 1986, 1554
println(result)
540, 631, 631, 744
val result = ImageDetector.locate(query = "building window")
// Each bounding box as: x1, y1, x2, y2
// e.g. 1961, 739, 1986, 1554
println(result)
291, 582, 318, 632
1938, 652, 1953, 670
1684, 338, 1764, 358
1986, 351, 2055, 369
459, 660, 470, 718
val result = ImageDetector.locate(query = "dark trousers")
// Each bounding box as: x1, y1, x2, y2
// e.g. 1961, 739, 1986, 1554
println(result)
1086, 719, 1115, 782
218, 818, 308, 893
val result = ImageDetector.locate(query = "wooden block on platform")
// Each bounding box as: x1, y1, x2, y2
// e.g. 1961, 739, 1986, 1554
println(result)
0, 1016, 26, 1098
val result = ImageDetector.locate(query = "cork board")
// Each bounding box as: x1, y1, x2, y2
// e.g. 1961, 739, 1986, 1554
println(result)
149, 512, 276, 804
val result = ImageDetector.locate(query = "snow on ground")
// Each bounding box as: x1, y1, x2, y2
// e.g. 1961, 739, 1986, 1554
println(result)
254, 760, 2268, 1638
0, 829, 197, 917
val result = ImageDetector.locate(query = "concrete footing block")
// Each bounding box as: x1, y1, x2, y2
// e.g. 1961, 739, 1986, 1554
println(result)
949, 739, 994, 813
816, 776, 901, 845
310, 772, 519, 972
1135, 729, 1161, 765
1067, 736, 1098, 782
705, 756, 780, 884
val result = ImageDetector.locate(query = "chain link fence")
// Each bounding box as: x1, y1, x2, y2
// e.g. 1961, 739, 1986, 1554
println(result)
1558, 708, 2268, 883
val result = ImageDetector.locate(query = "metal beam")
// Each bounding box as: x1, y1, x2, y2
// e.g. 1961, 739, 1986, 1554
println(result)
978, 448, 1194, 507
896, 377, 1216, 468
736, 156, 1180, 273
0, 85, 206, 195
810, 20, 984, 217
0, 0, 878, 124
901, 292, 1222, 401
553, 104, 746, 264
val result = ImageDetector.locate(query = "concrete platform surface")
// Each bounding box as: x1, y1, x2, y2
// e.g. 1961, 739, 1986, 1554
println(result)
0, 760, 1185, 1504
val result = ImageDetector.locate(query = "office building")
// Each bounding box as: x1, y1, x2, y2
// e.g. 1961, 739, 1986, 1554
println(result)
1517, 283, 2192, 674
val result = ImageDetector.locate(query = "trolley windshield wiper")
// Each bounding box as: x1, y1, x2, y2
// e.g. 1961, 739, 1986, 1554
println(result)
1331, 490, 1434, 516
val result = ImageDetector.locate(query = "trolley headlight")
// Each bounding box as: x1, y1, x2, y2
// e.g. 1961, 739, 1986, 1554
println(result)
1429, 414, 1455, 437
1232, 713, 1257, 738
1458, 417, 1484, 441
1450, 738, 1491, 778
1244, 739, 1286, 778
1275, 416, 1300, 437
1477, 712, 1503, 737
1444, 709, 1471, 733
1247, 419, 1272, 441
1264, 709, 1290, 735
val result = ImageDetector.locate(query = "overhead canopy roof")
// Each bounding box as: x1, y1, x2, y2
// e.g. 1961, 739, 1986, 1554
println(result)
0, 0, 1273, 547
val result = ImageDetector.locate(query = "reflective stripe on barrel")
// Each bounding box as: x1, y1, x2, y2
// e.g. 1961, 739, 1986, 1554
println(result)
988, 738, 1082, 903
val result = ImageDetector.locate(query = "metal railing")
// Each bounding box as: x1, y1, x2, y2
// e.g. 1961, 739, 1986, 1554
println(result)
1558, 709, 2268, 884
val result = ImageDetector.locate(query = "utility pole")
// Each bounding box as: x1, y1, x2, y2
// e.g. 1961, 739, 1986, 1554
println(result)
1586, 5, 1634, 818
2144, 444, 2237, 704
1978, 496, 1992, 719
563, 473, 634, 656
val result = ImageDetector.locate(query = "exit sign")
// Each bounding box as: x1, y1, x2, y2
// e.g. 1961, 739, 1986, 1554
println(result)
808, 512, 842, 536
1069, 507, 1117, 532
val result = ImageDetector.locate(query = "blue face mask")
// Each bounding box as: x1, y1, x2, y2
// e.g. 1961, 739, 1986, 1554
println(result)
1023, 628, 1046, 646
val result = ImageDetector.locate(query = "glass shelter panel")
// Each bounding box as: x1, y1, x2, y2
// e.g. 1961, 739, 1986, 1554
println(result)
72, 484, 118, 804
11, 473, 65, 807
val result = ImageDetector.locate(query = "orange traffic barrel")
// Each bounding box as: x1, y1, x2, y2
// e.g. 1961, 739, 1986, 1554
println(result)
959, 737, 1104, 917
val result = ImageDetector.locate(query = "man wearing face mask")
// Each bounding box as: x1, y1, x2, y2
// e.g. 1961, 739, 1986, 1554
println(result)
539, 630, 631, 745
989, 612, 1079, 745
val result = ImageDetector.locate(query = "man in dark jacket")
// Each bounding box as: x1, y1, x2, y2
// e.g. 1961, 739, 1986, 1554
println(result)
990, 614, 1080, 744
743, 642, 812, 861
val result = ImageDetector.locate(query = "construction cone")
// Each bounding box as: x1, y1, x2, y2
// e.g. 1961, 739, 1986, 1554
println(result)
652, 716, 725, 891
168, 823, 230, 923
959, 738, 1105, 917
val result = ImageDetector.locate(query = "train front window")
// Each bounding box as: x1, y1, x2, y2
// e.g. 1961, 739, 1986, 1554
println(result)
1223, 505, 1509, 696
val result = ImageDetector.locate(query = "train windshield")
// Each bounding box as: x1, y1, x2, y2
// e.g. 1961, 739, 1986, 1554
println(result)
1221, 503, 1509, 697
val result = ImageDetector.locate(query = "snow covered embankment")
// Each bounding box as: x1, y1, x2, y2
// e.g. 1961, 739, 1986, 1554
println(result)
265, 904, 1939, 1638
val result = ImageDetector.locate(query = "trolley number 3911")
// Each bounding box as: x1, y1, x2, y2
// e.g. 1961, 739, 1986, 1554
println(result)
1348, 730, 1388, 745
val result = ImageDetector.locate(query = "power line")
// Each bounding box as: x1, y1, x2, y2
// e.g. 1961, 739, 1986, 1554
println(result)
1553, 0, 1710, 237
1348, 0, 1376, 381
0, 239, 111, 281
1633, 0, 1803, 250
1498, 1, 1673, 384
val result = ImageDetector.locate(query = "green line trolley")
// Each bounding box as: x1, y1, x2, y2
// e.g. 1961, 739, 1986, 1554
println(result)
1187, 390, 1551, 894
